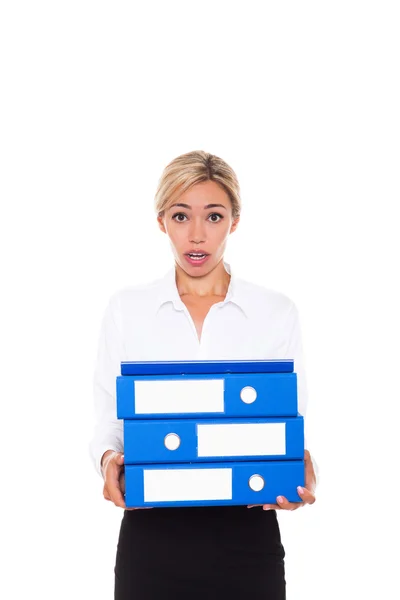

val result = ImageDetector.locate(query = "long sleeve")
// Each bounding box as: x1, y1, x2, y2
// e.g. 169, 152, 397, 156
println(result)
89, 292, 125, 478
283, 301, 320, 489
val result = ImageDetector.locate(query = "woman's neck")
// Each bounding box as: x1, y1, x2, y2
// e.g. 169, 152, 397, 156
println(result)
174, 259, 230, 299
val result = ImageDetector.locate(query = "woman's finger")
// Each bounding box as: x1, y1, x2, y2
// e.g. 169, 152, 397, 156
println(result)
106, 478, 126, 508
249, 489, 314, 511
297, 486, 316, 504
110, 491, 126, 508
276, 495, 304, 510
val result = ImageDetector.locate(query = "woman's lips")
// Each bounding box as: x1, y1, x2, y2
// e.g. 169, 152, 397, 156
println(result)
184, 253, 210, 266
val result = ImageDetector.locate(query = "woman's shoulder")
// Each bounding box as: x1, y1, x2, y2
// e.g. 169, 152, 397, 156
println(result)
105, 273, 166, 313
234, 274, 298, 316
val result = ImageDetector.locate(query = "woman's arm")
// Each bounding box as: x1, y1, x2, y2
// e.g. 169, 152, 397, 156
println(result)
248, 301, 318, 511
283, 301, 320, 488
89, 292, 124, 479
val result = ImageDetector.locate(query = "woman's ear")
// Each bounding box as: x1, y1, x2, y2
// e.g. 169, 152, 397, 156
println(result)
230, 216, 240, 234
157, 215, 166, 233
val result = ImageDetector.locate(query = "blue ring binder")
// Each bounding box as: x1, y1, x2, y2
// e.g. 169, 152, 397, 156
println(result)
121, 358, 294, 376
116, 359, 304, 508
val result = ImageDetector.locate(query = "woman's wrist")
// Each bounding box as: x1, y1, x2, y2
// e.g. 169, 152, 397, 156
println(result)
101, 449, 115, 467
101, 449, 119, 477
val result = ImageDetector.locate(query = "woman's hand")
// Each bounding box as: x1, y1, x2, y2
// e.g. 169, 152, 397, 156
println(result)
101, 450, 152, 511
247, 449, 316, 511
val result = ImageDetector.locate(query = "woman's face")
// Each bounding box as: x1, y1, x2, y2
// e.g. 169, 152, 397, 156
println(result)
157, 180, 239, 276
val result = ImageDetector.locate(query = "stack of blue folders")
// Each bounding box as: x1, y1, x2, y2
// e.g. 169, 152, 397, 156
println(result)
116, 359, 304, 508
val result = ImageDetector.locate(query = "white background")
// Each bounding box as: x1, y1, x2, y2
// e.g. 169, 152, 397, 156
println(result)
1, 1, 399, 598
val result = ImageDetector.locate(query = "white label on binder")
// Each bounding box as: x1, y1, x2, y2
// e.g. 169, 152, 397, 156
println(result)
197, 422, 286, 457
143, 468, 232, 501
134, 379, 224, 414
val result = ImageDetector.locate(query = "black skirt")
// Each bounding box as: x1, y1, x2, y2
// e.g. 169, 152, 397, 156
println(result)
114, 505, 286, 600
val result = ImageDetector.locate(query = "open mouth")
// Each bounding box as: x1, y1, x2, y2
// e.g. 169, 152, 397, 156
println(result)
184, 252, 210, 265
186, 252, 208, 261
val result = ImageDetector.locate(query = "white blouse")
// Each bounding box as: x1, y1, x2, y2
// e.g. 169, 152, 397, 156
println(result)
89, 261, 319, 486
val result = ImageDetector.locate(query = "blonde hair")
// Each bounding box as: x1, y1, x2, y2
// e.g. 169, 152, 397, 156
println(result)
155, 150, 241, 219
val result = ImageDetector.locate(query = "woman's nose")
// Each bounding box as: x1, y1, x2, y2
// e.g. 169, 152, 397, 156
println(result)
188, 219, 206, 243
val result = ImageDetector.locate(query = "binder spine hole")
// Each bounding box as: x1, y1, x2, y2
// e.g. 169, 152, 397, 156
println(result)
248, 474, 265, 492
164, 433, 181, 450
240, 386, 257, 404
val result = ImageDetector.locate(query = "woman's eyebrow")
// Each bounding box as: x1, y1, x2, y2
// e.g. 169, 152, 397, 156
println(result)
204, 204, 227, 210
169, 203, 227, 210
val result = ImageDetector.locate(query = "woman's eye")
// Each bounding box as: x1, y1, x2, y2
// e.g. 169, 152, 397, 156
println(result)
208, 213, 223, 222
171, 212, 223, 223
172, 213, 187, 222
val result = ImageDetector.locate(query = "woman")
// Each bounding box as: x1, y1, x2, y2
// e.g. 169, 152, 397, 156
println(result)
90, 150, 317, 599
